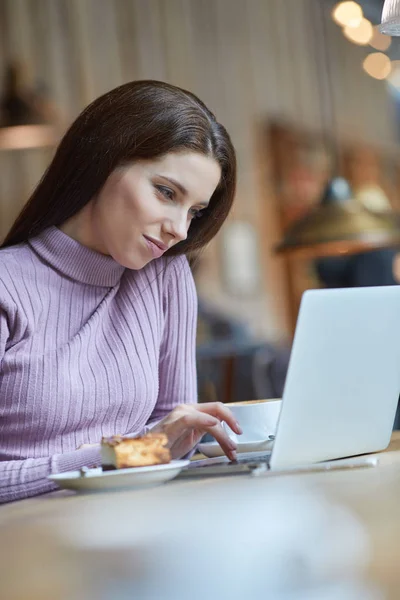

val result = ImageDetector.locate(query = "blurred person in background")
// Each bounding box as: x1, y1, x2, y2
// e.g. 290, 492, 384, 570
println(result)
315, 249, 399, 289
0, 80, 243, 503
315, 184, 400, 289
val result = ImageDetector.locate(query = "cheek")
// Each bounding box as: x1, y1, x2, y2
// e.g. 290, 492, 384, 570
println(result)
103, 182, 142, 224
131, 190, 164, 225
97, 177, 163, 236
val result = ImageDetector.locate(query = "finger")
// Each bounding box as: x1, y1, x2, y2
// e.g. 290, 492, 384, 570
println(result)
207, 422, 238, 461
165, 410, 219, 441
168, 429, 204, 460
168, 412, 238, 460
195, 402, 243, 435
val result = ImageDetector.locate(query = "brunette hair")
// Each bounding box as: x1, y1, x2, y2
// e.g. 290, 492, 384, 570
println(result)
2, 80, 236, 257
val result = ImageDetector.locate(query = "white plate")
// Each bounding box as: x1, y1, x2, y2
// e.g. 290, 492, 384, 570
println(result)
198, 439, 273, 458
48, 460, 190, 493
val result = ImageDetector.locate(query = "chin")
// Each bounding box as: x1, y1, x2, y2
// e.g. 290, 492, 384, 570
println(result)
128, 258, 152, 270
111, 250, 151, 271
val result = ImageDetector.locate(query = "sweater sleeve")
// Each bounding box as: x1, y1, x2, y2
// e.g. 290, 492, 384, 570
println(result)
147, 256, 198, 426
0, 303, 102, 504
0, 447, 102, 504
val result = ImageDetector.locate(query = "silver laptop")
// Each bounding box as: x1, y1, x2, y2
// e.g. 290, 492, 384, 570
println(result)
184, 286, 400, 476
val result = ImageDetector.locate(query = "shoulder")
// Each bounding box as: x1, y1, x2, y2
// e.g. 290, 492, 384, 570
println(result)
0, 243, 35, 306
156, 255, 195, 294
125, 255, 194, 291
0, 242, 31, 266
161, 256, 197, 314
162, 255, 193, 284
0, 242, 41, 275
127, 255, 197, 311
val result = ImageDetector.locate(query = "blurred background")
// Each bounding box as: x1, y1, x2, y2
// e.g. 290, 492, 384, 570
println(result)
1, 0, 400, 404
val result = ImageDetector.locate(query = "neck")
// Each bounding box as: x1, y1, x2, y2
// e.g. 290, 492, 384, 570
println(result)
59, 201, 108, 255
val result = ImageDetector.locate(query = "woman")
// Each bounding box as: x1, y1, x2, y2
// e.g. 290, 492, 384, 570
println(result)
0, 80, 242, 503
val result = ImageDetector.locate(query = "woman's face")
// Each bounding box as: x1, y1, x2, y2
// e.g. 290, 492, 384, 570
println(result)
79, 151, 221, 269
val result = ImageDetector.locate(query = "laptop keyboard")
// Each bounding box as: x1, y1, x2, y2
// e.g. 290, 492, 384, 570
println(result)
187, 451, 271, 470
177, 452, 272, 479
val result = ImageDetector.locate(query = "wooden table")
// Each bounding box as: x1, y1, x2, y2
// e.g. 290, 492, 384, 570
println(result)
2, 433, 400, 599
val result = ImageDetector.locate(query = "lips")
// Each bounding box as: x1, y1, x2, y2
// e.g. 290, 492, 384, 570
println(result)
144, 236, 168, 259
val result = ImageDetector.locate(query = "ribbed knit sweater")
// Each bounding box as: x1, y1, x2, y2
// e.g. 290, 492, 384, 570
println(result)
0, 227, 197, 503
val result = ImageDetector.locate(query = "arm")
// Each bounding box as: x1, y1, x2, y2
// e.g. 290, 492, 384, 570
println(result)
146, 257, 241, 460
0, 304, 101, 504
0, 447, 101, 504
148, 256, 198, 426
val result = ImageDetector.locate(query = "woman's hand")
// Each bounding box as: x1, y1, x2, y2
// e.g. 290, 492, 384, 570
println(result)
150, 402, 242, 460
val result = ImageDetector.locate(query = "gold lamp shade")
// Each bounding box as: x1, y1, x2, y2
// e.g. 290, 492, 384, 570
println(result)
380, 0, 400, 35
275, 177, 400, 259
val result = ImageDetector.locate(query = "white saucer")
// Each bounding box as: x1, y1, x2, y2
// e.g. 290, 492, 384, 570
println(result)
198, 439, 273, 458
48, 460, 190, 493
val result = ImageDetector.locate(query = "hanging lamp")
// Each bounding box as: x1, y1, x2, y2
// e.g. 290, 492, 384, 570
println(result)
380, 0, 400, 35
276, 2, 400, 259
276, 177, 400, 258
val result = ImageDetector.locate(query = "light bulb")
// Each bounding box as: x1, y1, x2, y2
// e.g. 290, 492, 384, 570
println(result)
363, 52, 392, 80
332, 1, 363, 27
369, 26, 392, 50
344, 18, 374, 45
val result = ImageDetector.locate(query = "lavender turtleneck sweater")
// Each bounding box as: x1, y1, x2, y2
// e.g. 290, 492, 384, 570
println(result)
0, 227, 197, 503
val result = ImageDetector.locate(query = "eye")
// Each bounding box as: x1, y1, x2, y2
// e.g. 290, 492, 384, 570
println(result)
189, 207, 205, 220
155, 185, 175, 201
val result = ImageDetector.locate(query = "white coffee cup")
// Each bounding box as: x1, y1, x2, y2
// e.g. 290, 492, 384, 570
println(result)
223, 399, 282, 443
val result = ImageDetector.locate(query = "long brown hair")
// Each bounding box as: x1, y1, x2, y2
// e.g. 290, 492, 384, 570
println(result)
2, 80, 236, 257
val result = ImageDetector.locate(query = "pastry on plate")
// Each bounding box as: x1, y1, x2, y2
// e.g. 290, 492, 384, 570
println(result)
101, 432, 171, 469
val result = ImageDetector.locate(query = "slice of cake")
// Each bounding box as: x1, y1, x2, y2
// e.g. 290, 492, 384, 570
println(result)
101, 433, 171, 469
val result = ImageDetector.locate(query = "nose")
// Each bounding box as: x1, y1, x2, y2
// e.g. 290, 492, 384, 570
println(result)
163, 211, 189, 243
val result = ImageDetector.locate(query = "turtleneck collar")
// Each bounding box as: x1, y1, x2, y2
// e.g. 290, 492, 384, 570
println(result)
29, 226, 125, 287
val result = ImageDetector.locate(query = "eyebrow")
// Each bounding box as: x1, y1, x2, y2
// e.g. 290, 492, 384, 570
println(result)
156, 175, 209, 208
